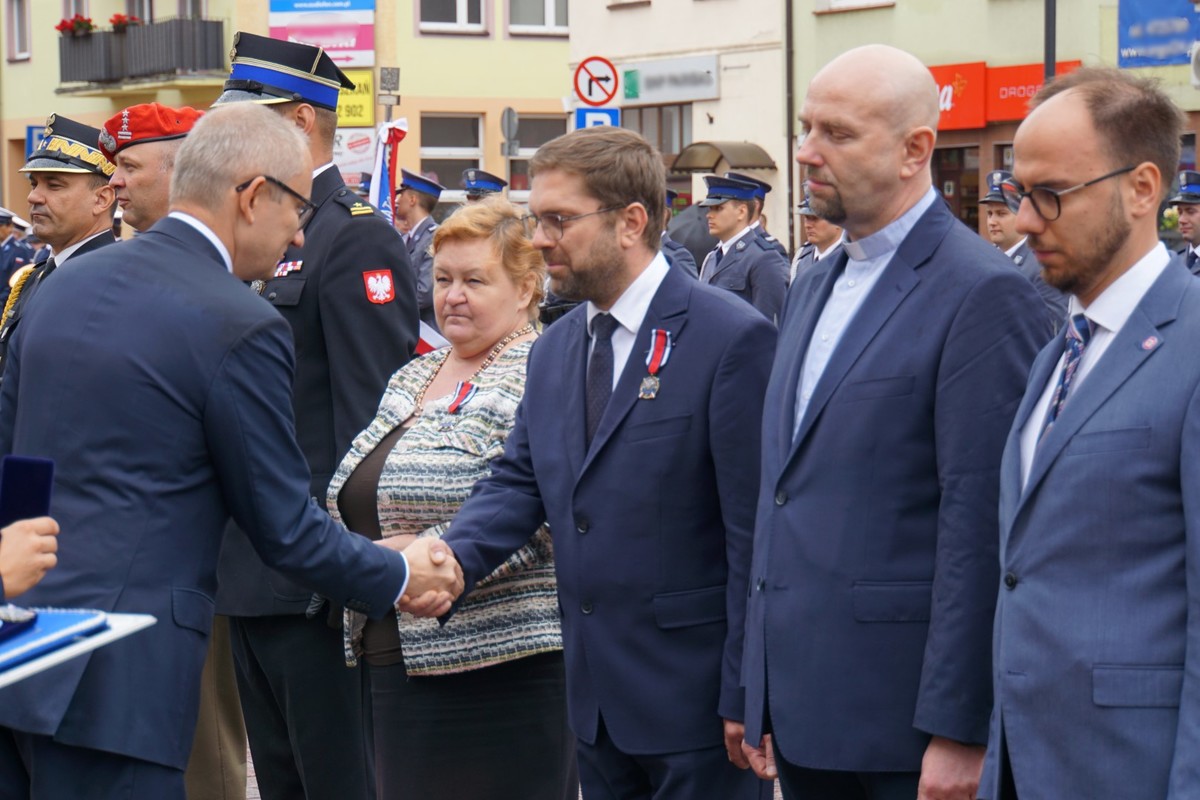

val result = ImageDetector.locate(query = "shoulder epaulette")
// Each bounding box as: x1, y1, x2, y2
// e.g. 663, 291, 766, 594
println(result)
333, 189, 381, 218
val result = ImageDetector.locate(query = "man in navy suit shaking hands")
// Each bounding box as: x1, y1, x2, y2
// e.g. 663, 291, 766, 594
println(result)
740, 45, 1047, 800
407, 126, 776, 799
0, 103, 461, 799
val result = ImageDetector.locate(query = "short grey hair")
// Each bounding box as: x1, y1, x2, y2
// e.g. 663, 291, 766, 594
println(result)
170, 103, 308, 211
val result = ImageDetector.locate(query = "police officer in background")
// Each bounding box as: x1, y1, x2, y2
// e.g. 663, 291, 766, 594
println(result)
212, 32, 419, 800
982, 168, 1067, 327
662, 189, 698, 277
699, 174, 788, 321
462, 168, 507, 202
725, 171, 789, 258
396, 169, 445, 331
0, 210, 34, 306
789, 191, 843, 283
1170, 170, 1200, 274
0, 115, 118, 371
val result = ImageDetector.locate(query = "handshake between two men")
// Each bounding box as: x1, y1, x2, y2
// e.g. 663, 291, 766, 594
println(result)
380, 535, 464, 618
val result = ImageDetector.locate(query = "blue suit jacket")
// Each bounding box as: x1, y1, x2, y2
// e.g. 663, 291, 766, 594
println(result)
981, 260, 1200, 799
0, 218, 407, 769
743, 198, 1047, 771
442, 265, 775, 754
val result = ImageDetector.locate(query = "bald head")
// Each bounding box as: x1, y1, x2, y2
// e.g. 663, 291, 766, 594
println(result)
798, 45, 938, 238
816, 45, 940, 135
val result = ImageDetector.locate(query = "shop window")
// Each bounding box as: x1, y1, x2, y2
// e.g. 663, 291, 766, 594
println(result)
508, 116, 568, 198
177, 0, 203, 17
6, 0, 30, 62
420, 115, 483, 202
510, 0, 567, 33
62, 0, 87, 16
420, 0, 485, 33
621, 103, 692, 157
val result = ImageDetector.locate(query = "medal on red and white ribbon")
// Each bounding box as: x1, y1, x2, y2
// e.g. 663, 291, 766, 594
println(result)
447, 381, 478, 414
639, 328, 672, 400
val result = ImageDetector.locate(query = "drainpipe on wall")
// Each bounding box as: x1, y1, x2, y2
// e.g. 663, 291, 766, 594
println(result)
785, 0, 796, 251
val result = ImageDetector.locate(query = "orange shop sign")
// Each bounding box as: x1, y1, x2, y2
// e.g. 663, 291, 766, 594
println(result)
928, 62, 987, 131
986, 61, 1082, 122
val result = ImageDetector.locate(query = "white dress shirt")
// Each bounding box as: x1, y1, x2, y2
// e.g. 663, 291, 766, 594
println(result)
1018, 242, 1170, 486
168, 211, 234, 273
586, 253, 671, 391
51, 230, 113, 267
792, 188, 938, 437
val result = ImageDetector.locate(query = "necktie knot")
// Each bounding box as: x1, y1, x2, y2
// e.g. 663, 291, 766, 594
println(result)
591, 313, 618, 342
1066, 313, 1094, 347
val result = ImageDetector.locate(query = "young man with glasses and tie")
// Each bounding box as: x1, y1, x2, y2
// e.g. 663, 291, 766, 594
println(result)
404, 124, 776, 800
980, 67, 1200, 800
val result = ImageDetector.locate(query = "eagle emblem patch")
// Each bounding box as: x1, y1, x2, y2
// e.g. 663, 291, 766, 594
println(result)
363, 269, 395, 304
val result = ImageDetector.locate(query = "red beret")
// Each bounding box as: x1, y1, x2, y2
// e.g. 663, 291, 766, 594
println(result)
98, 103, 204, 163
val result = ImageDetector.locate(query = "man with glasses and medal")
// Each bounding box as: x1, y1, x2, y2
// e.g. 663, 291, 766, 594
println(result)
404, 125, 777, 800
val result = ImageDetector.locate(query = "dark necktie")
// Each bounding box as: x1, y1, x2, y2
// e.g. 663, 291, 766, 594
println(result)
1188, 249, 1198, 274
586, 313, 619, 445
1040, 313, 1094, 440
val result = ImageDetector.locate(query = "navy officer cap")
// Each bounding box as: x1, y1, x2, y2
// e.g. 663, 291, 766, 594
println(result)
461, 169, 507, 196
797, 193, 817, 217
1171, 170, 1200, 205
0, 208, 12, 225
699, 175, 759, 207
666, 188, 678, 206
399, 169, 445, 200
980, 170, 1011, 205
214, 32, 354, 112
724, 172, 771, 200
21, 114, 115, 178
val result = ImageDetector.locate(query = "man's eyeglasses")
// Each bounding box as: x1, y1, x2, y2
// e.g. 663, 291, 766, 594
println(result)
236, 175, 317, 228
522, 204, 627, 242
999, 166, 1135, 222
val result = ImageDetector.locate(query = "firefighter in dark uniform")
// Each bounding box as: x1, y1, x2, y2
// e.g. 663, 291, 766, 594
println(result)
211, 32, 418, 800
396, 168, 444, 331
0, 115, 118, 372
661, 189, 698, 277
698, 174, 788, 322
461, 167, 507, 202
725, 170, 789, 258
0, 209, 34, 306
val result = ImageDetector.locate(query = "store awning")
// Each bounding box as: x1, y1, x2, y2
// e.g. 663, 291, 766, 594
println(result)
670, 141, 777, 173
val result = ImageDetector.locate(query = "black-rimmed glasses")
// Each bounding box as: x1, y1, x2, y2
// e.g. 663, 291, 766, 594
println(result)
999, 165, 1135, 222
522, 204, 627, 242
236, 175, 317, 228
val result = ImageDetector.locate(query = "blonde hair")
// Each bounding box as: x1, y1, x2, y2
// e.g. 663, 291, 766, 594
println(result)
432, 196, 545, 317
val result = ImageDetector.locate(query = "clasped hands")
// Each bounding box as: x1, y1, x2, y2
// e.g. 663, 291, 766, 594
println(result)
377, 536, 463, 617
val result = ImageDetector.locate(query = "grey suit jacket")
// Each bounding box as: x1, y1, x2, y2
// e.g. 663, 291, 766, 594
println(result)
982, 259, 1200, 799
1009, 238, 1067, 331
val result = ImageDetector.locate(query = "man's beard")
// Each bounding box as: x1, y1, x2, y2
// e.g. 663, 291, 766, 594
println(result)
547, 227, 625, 306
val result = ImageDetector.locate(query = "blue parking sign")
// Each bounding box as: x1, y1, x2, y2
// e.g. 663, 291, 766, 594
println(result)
574, 108, 621, 129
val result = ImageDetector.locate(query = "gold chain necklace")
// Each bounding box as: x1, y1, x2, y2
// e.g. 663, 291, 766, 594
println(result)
412, 324, 535, 417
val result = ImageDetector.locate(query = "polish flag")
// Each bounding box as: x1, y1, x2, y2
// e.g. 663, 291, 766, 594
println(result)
416, 321, 449, 355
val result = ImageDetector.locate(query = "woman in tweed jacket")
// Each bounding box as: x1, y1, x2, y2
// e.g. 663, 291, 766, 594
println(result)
327, 197, 574, 800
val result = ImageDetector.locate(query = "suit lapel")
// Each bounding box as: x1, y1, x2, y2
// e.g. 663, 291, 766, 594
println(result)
1017, 264, 1189, 511
774, 253, 843, 458
579, 268, 689, 477
561, 312, 589, 481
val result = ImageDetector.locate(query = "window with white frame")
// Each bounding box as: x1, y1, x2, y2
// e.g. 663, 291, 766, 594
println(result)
420, 0, 485, 33
178, 0, 204, 18
508, 116, 568, 198
127, 0, 153, 22
6, 0, 30, 61
420, 116, 483, 202
62, 0, 87, 17
622, 103, 692, 158
510, 0, 567, 34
